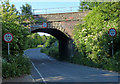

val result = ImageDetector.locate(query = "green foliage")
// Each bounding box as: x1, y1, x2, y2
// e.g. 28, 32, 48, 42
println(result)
37, 45, 43, 48
1, 1, 33, 78
73, 2, 120, 72
1, 1, 41, 55
44, 36, 57, 48
41, 36, 59, 59
2, 0, 49, 79
40, 48, 49, 55
79, 2, 102, 11
2, 0, 30, 55
20, 3, 32, 15
20, 3, 34, 24
40, 35, 47, 45
41, 46, 59, 60
2, 22, 29, 55
1, 1, 19, 23
25, 33, 43, 48
72, 52, 97, 67
2, 54, 31, 78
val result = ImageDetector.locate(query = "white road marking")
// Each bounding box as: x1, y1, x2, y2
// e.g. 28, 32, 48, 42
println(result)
31, 61, 47, 84
30, 75, 35, 82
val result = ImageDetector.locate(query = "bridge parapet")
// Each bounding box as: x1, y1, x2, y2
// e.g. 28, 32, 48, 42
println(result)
33, 11, 89, 22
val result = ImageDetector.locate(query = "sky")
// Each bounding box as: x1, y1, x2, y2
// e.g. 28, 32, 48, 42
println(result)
9, 0, 80, 36
9, 1, 80, 14
9, 0, 80, 2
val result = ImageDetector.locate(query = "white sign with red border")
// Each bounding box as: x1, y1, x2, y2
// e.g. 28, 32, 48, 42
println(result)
108, 28, 117, 37
3, 32, 13, 43
42, 23, 48, 28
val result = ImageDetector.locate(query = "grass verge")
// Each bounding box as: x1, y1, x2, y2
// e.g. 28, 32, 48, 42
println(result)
2, 54, 32, 79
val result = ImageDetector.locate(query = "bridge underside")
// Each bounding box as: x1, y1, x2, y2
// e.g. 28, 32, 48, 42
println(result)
31, 28, 73, 61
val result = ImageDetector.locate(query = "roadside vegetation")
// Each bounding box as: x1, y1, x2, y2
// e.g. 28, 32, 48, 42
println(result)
1, 1, 44, 78
40, 2, 120, 72
40, 36, 59, 59
73, 2, 120, 72
1, 1, 120, 79
37, 2, 120, 72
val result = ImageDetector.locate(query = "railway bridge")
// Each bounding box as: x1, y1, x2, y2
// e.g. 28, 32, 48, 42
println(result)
25, 11, 89, 60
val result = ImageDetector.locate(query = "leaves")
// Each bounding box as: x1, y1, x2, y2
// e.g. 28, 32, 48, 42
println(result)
20, 3, 32, 15
73, 2, 120, 71
79, 2, 102, 11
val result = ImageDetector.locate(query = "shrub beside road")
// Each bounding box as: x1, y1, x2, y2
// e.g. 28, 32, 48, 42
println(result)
73, 2, 120, 72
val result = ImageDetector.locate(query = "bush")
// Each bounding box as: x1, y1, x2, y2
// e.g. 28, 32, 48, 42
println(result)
114, 50, 120, 61
44, 36, 57, 48
48, 47, 59, 59
40, 48, 49, 55
41, 46, 59, 60
2, 54, 31, 78
1, 1, 35, 79
40, 36, 59, 59
73, 2, 120, 72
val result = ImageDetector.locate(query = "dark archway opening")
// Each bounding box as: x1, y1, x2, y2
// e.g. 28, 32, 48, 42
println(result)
31, 28, 73, 61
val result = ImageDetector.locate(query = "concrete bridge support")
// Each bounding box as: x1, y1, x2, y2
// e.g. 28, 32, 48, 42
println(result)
59, 39, 73, 61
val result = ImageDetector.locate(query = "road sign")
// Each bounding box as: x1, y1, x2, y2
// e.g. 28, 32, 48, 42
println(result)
108, 28, 117, 57
3, 32, 13, 43
42, 23, 48, 28
108, 28, 117, 37
3, 32, 13, 55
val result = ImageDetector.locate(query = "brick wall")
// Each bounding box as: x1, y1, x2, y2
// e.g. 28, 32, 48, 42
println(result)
34, 11, 89, 22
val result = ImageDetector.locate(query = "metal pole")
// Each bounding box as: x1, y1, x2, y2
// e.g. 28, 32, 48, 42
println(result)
8, 43, 10, 55
112, 37, 114, 57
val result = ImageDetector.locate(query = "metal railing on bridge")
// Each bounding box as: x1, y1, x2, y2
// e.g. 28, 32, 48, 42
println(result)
32, 6, 79, 14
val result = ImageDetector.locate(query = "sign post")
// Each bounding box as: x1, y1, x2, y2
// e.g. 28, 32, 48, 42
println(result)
8, 43, 10, 55
108, 28, 117, 57
3, 33, 13, 55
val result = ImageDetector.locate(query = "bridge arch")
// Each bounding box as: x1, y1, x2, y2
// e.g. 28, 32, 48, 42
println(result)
31, 28, 73, 61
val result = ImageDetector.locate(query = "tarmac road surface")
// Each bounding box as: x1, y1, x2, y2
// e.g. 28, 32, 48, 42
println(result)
24, 48, 119, 83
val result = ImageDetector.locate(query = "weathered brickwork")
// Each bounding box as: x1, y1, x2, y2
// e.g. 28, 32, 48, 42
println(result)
31, 11, 89, 38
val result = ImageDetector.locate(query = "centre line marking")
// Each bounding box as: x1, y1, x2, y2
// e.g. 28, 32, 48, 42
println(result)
31, 61, 47, 84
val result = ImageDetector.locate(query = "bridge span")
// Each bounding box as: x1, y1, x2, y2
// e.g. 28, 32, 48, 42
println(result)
24, 11, 89, 60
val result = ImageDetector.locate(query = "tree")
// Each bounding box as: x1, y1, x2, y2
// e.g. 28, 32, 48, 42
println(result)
20, 3, 32, 15
26, 33, 43, 48
1, 1, 32, 78
74, 2, 120, 71
20, 3, 34, 24
44, 36, 56, 48
79, 1, 102, 11
1, 0, 19, 23
1, 0, 30, 55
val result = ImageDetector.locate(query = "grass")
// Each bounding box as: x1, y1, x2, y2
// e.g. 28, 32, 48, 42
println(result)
2, 54, 32, 79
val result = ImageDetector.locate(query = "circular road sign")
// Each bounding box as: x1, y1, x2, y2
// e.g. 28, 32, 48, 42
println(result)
42, 23, 48, 28
108, 28, 117, 37
3, 32, 13, 43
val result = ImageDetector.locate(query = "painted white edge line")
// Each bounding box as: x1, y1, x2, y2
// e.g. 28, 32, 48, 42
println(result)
30, 75, 35, 82
31, 61, 47, 84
